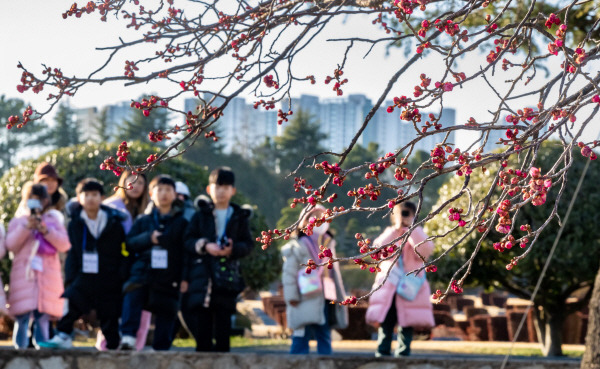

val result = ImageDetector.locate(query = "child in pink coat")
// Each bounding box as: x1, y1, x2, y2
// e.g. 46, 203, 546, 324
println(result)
365, 201, 434, 357
6, 183, 71, 349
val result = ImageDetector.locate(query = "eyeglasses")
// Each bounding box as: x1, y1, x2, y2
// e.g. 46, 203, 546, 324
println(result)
401, 210, 412, 217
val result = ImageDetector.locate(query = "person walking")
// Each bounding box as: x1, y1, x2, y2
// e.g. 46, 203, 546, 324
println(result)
281, 204, 348, 355
365, 201, 435, 357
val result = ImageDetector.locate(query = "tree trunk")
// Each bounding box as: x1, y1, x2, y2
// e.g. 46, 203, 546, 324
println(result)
534, 307, 564, 356
581, 266, 600, 369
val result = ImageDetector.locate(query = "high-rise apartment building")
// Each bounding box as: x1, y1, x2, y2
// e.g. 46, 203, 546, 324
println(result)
184, 96, 278, 158
183, 94, 458, 159
292, 94, 457, 156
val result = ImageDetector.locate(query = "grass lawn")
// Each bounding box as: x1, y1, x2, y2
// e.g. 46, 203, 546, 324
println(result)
3, 337, 583, 358
419, 344, 584, 358
172, 336, 289, 349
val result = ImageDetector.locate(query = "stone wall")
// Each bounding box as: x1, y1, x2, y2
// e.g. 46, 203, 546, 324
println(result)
0, 349, 581, 369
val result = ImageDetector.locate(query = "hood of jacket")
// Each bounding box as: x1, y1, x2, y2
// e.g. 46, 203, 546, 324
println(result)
194, 194, 252, 219
67, 202, 128, 224
143, 200, 185, 218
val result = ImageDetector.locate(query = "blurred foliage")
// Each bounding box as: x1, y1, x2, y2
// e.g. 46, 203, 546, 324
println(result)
426, 140, 599, 313
35, 103, 82, 149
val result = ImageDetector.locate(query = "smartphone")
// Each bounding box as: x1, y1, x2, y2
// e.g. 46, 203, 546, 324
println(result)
27, 199, 43, 215
218, 235, 229, 249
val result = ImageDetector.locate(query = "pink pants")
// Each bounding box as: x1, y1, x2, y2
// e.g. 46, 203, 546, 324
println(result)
95, 310, 152, 351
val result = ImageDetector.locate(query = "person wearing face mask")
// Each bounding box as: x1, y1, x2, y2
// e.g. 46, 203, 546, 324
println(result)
5, 183, 71, 349
281, 204, 348, 355
365, 201, 435, 357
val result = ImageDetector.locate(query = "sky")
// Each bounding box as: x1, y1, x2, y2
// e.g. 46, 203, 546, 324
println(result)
1, 0, 599, 158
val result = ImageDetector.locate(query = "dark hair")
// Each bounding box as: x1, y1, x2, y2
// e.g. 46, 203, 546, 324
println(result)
391, 200, 417, 227
400, 201, 417, 214
76, 178, 105, 196
149, 175, 176, 191
21, 182, 51, 213
30, 184, 49, 200
208, 167, 235, 186
23, 182, 49, 201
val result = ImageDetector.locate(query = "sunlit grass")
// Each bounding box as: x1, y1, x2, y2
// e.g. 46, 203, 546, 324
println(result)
172, 337, 289, 348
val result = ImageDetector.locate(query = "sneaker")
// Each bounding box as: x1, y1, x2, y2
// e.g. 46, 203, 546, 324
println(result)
37, 332, 72, 349
119, 335, 136, 350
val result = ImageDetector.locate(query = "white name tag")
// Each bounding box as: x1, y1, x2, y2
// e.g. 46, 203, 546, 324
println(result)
31, 255, 44, 272
83, 252, 99, 274
151, 248, 168, 269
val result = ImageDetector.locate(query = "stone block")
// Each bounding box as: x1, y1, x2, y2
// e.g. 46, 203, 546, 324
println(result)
406, 364, 445, 369
5, 357, 35, 369
357, 363, 398, 369
39, 357, 69, 369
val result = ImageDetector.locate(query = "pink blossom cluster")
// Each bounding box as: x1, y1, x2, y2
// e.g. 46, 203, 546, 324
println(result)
6, 106, 33, 129
495, 199, 512, 234
448, 207, 466, 227
578, 141, 598, 160
524, 167, 552, 206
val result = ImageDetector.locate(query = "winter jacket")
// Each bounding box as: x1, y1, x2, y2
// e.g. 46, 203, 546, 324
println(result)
63, 204, 127, 311
281, 234, 348, 331
182, 196, 254, 311
365, 226, 435, 328
125, 203, 188, 314
6, 210, 71, 318
0, 224, 8, 314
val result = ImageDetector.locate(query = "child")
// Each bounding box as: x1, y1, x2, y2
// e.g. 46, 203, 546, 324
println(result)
365, 201, 435, 357
182, 167, 254, 352
281, 204, 349, 355
38, 178, 127, 349
104, 171, 150, 234
119, 175, 188, 351
6, 183, 71, 349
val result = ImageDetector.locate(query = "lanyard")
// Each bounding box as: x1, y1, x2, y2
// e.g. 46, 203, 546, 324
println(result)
216, 206, 233, 241
81, 224, 98, 252
153, 211, 160, 229
82, 225, 90, 251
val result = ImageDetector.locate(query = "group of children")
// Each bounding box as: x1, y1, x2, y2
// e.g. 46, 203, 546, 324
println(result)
0, 162, 252, 352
